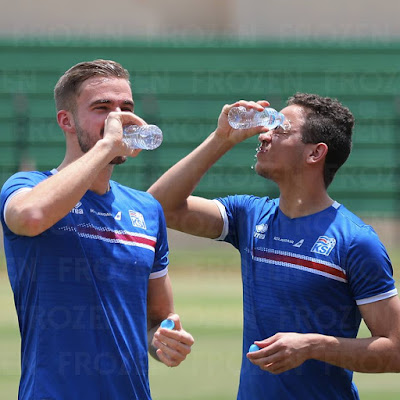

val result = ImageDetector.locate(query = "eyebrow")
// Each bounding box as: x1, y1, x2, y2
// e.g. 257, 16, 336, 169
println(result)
90, 99, 134, 108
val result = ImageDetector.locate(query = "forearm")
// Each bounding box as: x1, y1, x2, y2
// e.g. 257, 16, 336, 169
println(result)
147, 321, 163, 361
147, 275, 174, 361
148, 130, 234, 211
309, 334, 400, 373
7, 140, 116, 236
148, 101, 268, 237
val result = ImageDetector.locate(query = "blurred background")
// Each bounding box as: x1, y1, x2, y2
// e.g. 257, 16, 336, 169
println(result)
0, 0, 399, 398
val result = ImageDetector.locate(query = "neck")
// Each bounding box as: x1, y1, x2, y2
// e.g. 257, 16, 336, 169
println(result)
277, 179, 333, 219
57, 156, 114, 196
89, 169, 112, 195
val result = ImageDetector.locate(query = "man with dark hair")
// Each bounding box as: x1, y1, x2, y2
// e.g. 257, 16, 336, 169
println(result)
286, 93, 354, 187
148, 94, 400, 399
1, 59, 194, 400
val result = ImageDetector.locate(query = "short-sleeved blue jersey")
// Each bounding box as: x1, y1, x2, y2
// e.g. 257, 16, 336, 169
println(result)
1, 170, 169, 400
215, 195, 396, 400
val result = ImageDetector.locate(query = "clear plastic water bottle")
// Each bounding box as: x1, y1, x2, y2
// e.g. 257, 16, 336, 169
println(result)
228, 106, 286, 130
122, 125, 163, 150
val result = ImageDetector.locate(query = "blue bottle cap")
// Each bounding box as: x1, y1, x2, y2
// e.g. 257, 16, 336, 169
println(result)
248, 344, 260, 352
160, 319, 175, 330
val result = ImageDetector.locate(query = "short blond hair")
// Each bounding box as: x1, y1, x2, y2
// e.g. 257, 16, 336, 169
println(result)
54, 59, 130, 112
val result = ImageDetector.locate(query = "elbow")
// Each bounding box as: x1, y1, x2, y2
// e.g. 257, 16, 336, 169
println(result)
163, 210, 181, 230
9, 208, 46, 237
389, 351, 400, 373
380, 343, 400, 373
390, 337, 400, 372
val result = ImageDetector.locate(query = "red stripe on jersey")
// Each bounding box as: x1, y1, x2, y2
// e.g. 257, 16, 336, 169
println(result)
79, 226, 156, 248
253, 249, 346, 281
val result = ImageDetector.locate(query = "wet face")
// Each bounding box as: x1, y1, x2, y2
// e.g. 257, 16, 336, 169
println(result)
71, 76, 134, 165
255, 104, 309, 183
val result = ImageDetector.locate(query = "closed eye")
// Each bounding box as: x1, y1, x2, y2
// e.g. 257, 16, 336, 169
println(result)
272, 126, 286, 135
272, 120, 291, 135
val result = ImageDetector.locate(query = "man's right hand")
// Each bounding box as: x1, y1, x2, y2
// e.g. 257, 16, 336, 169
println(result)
215, 100, 271, 144
102, 111, 147, 159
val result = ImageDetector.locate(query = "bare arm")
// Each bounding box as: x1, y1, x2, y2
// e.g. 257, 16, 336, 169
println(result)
247, 296, 400, 374
148, 100, 269, 238
5, 111, 143, 236
147, 274, 194, 367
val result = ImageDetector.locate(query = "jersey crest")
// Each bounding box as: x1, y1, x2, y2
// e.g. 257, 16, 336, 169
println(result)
311, 236, 336, 256
129, 210, 147, 230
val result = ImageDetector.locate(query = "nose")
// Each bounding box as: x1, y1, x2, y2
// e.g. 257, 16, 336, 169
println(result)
258, 131, 272, 143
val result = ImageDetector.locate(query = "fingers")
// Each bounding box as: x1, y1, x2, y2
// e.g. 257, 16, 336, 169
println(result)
246, 347, 283, 373
257, 100, 270, 107
106, 111, 147, 128
235, 100, 268, 111
153, 314, 195, 367
154, 332, 193, 367
246, 333, 308, 374
222, 99, 270, 115
247, 354, 286, 374
102, 112, 147, 158
126, 148, 142, 158
246, 334, 286, 372
218, 99, 272, 142
154, 333, 194, 367
103, 111, 148, 141
156, 327, 194, 347
164, 313, 182, 331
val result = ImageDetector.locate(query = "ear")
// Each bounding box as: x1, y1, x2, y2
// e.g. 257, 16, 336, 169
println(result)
57, 110, 75, 134
307, 142, 328, 165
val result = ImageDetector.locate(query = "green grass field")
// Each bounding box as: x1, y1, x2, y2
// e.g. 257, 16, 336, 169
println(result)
1, 236, 400, 399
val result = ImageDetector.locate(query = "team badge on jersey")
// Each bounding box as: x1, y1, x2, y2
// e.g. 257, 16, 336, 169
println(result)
311, 236, 336, 256
129, 210, 147, 230
254, 223, 268, 239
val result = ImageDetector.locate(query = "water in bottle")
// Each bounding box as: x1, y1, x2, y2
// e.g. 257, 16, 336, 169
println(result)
123, 125, 163, 150
228, 106, 287, 130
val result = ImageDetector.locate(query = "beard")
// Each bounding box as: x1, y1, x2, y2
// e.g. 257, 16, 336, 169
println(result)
75, 121, 126, 166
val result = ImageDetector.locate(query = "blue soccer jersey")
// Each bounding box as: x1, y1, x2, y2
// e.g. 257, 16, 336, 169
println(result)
1, 170, 169, 400
214, 195, 397, 400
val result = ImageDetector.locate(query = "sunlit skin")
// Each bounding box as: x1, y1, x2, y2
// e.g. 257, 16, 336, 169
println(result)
56, 75, 145, 196
255, 104, 308, 184
147, 97, 400, 380
253, 103, 334, 218
68, 76, 135, 165
3, 69, 195, 378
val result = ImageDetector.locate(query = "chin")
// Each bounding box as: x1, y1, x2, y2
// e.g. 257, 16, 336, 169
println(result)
110, 156, 127, 165
254, 163, 265, 177
255, 164, 274, 180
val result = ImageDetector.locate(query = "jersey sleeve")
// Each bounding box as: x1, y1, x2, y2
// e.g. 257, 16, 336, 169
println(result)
149, 199, 169, 279
213, 195, 261, 249
347, 225, 397, 305
1, 171, 47, 229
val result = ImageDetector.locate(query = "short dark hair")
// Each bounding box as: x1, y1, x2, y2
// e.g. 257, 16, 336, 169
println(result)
54, 59, 130, 112
287, 93, 355, 188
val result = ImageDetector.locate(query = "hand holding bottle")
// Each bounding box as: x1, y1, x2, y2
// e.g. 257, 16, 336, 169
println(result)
215, 100, 271, 146
123, 125, 163, 150
228, 106, 288, 130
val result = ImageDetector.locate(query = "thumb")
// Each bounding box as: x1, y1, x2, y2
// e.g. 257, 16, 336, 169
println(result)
164, 313, 182, 331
